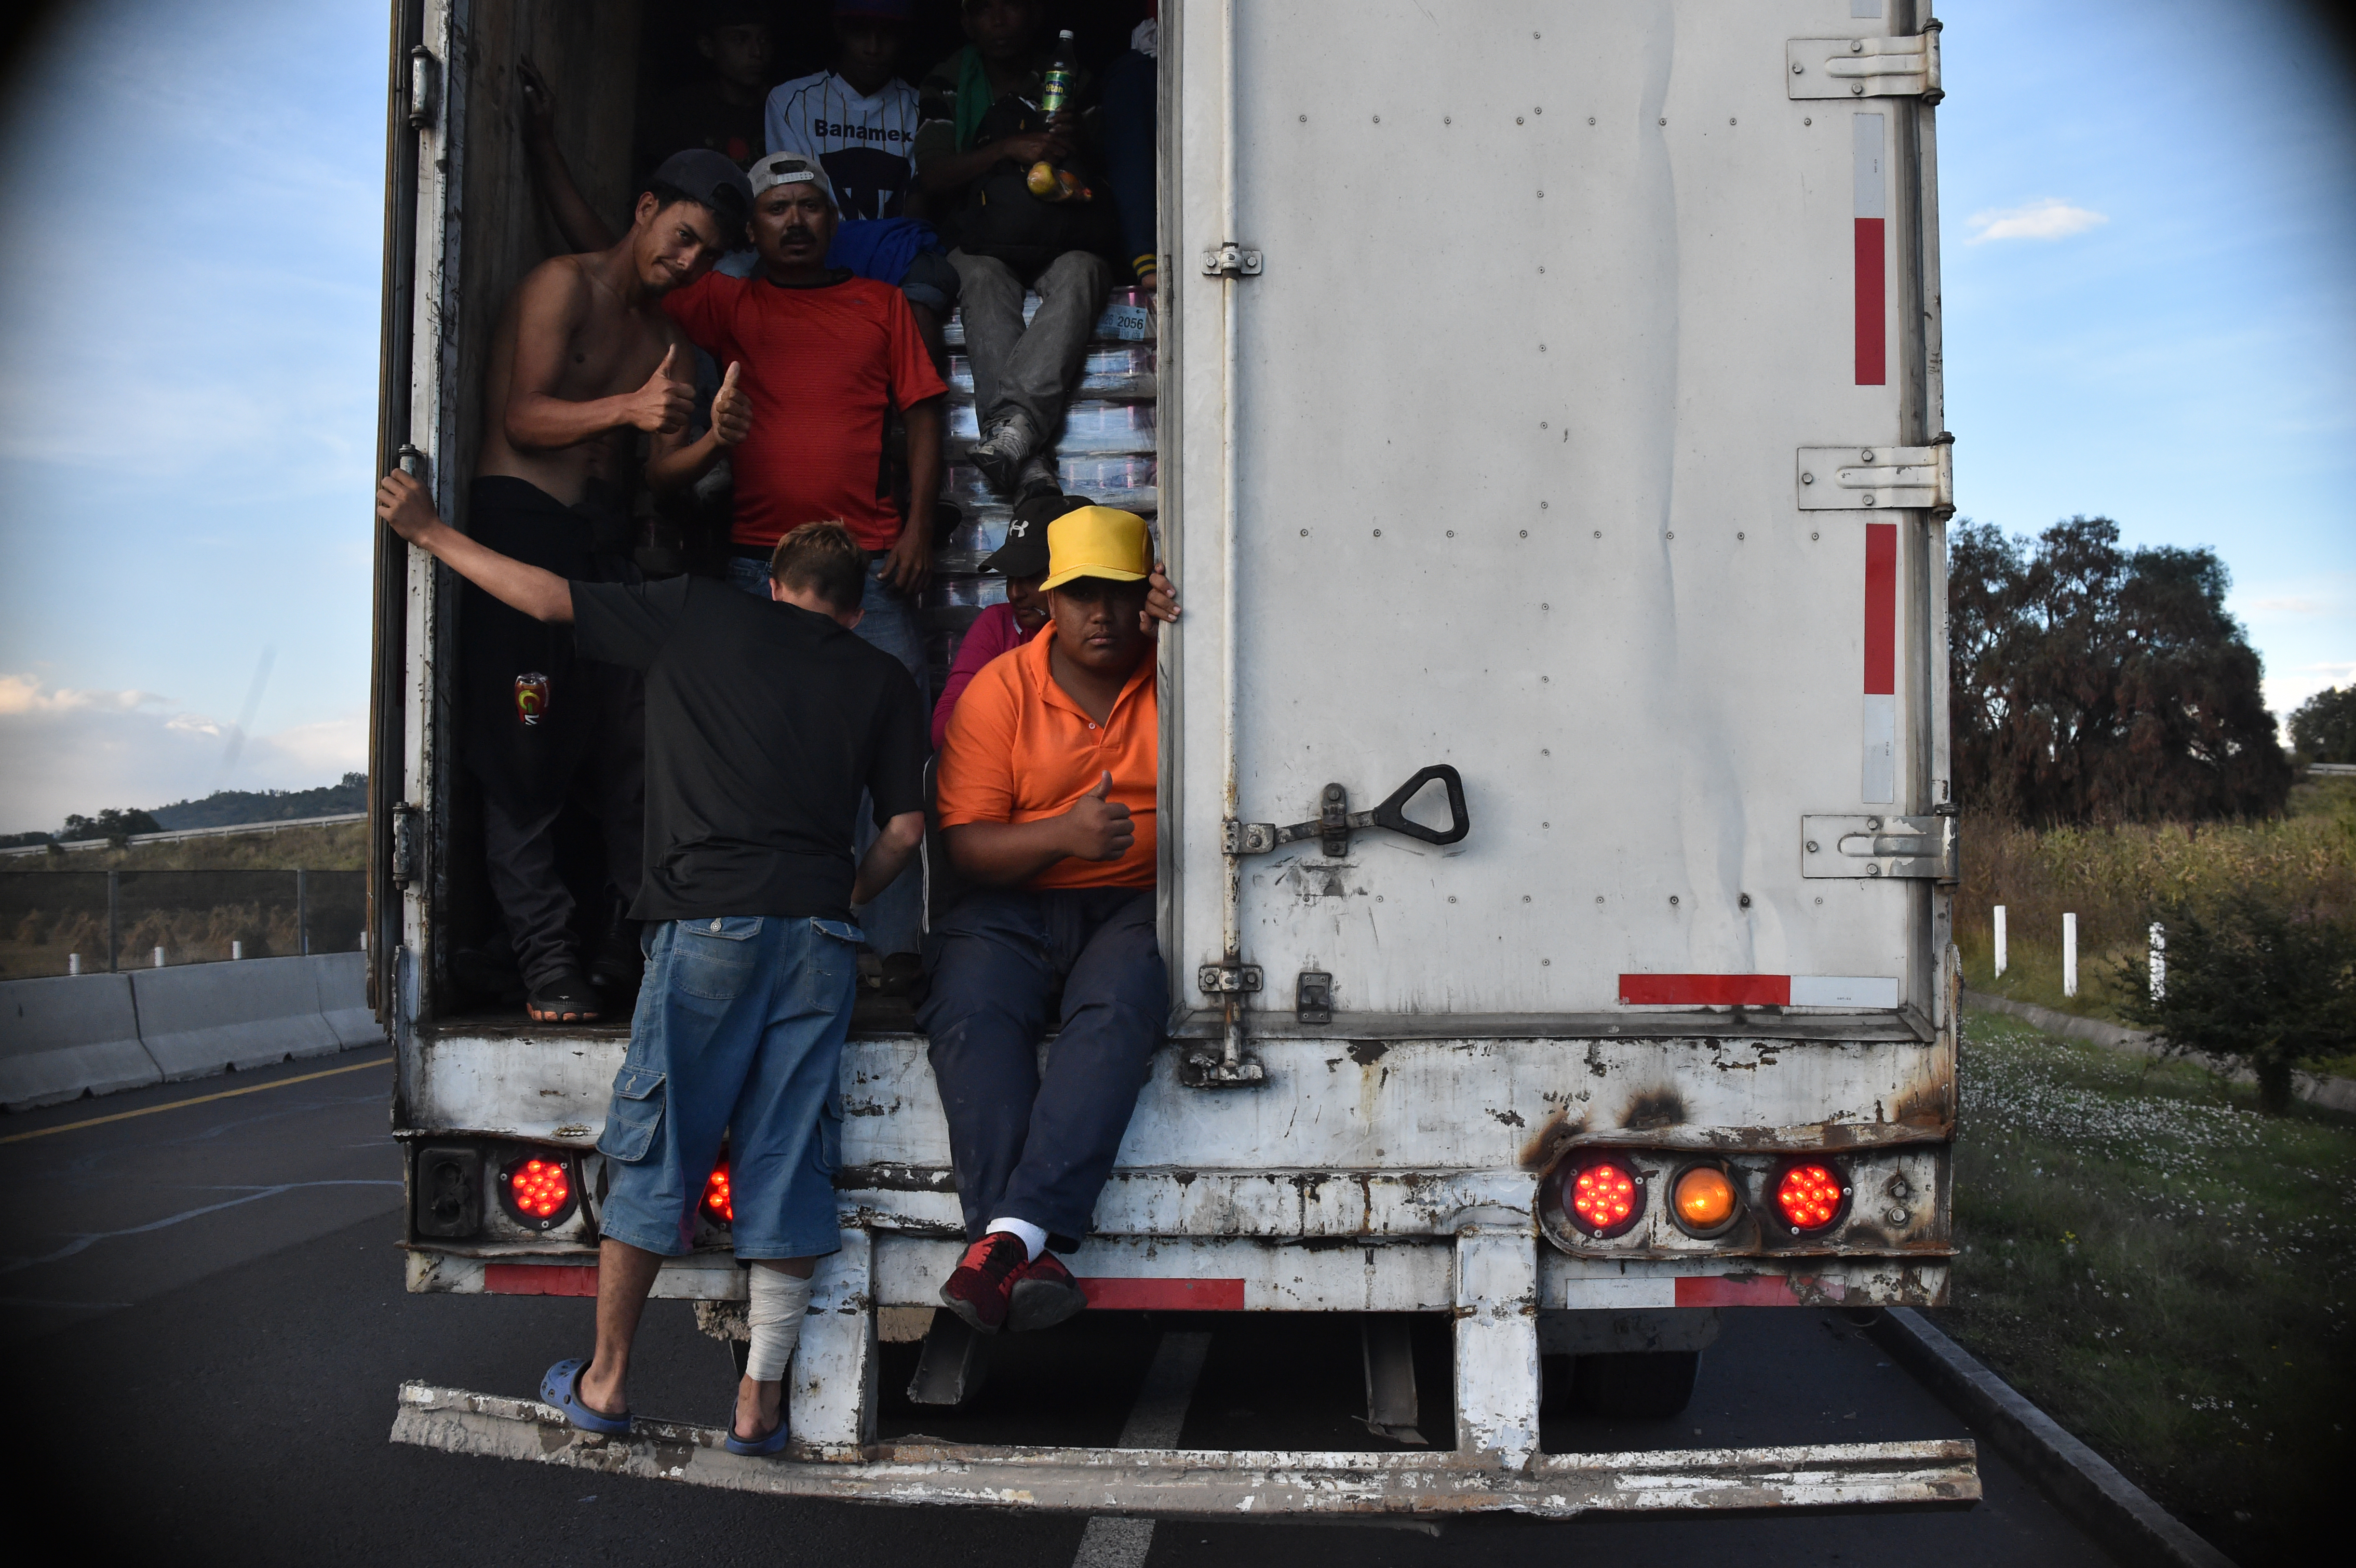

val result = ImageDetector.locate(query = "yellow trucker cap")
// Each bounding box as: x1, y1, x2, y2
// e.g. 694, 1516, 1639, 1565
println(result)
1039, 506, 1152, 591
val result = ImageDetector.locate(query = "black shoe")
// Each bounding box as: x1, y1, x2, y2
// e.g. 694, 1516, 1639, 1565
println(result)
526, 967, 602, 1025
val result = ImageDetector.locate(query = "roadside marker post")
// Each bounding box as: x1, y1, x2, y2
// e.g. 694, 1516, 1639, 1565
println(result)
2063, 913, 2078, 998
1993, 905, 2006, 978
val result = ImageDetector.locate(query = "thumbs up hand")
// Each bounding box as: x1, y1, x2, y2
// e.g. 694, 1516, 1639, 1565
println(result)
625, 344, 694, 435
1064, 770, 1135, 861
710, 360, 751, 448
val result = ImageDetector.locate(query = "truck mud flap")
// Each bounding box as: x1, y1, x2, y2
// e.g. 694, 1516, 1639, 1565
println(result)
391, 1383, 1979, 1516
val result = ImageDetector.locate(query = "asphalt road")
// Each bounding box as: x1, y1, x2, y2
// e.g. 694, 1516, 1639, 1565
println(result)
1, 1047, 2120, 1567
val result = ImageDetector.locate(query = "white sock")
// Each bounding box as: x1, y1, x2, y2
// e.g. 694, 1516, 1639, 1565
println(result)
985, 1217, 1048, 1262
745, 1267, 813, 1384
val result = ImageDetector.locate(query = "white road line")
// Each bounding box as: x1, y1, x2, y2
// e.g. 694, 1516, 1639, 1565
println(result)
0, 1180, 404, 1274
1072, 1331, 1212, 1568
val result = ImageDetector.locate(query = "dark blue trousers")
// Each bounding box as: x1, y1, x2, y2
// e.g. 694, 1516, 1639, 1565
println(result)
916, 886, 1165, 1246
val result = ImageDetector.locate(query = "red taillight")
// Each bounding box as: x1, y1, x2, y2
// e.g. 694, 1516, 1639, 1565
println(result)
1566, 1159, 1644, 1238
498, 1154, 576, 1230
701, 1159, 734, 1224
1775, 1162, 1849, 1233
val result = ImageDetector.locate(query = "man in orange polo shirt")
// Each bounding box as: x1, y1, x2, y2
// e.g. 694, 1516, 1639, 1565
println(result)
922, 506, 1163, 1334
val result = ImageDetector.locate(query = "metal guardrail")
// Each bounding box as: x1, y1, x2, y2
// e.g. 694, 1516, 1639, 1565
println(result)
0, 812, 367, 859
2309, 762, 2356, 777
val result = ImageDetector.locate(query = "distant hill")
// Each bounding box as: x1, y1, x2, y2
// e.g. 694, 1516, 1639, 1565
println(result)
148, 773, 369, 831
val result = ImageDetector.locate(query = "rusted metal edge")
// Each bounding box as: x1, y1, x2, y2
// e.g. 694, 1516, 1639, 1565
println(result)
1558, 1122, 1951, 1153
391, 1383, 1979, 1516
1170, 1011, 1937, 1044
1868, 1310, 2234, 1568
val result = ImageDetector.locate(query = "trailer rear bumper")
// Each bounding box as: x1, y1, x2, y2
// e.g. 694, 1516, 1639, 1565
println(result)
390, 1382, 1979, 1516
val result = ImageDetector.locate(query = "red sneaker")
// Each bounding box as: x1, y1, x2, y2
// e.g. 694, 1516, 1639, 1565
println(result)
939, 1231, 1027, 1333
1008, 1249, 1089, 1333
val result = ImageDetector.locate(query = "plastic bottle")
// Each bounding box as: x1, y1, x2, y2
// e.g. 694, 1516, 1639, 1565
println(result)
1040, 29, 1077, 118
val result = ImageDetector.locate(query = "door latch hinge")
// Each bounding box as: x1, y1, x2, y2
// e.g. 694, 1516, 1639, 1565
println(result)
1295, 969, 1334, 1025
390, 805, 423, 889
1787, 21, 1943, 103
1225, 765, 1470, 862
407, 45, 440, 131
1802, 814, 1958, 882
1200, 242, 1264, 278
1197, 962, 1263, 996
1796, 435, 1954, 516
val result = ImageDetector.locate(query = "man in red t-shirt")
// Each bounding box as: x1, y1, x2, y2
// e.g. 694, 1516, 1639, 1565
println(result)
660, 150, 947, 955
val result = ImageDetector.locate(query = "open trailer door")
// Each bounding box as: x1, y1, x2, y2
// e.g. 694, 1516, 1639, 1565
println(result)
1163, 0, 1955, 1063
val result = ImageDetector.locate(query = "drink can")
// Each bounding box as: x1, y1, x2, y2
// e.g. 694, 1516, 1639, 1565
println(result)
514, 672, 551, 726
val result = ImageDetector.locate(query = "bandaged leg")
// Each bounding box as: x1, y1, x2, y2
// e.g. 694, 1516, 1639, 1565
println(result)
745, 1264, 814, 1383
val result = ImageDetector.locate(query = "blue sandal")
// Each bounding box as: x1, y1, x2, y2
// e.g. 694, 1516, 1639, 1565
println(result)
725, 1414, 790, 1457
540, 1357, 632, 1436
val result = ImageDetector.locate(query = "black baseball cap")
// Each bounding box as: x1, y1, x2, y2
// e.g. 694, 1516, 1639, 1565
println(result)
979, 492, 1090, 578
649, 148, 754, 228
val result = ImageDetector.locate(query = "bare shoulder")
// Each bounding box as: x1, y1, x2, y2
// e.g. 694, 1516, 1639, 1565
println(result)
515, 253, 595, 313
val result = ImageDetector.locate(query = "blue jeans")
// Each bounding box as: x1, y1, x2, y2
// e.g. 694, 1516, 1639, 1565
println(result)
916, 887, 1165, 1245
596, 914, 862, 1259
726, 554, 929, 955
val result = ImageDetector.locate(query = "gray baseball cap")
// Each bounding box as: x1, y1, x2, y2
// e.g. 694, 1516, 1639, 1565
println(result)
748, 150, 836, 208
649, 148, 753, 227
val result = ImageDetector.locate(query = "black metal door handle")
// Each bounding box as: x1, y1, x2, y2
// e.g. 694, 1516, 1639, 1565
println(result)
1366, 765, 1470, 846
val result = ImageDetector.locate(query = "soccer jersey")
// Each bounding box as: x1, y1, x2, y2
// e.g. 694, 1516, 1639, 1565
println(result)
764, 71, 922, 223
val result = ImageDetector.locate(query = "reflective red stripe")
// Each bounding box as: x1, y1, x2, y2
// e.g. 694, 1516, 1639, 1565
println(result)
484, 1263, 599, 1297
1853, 216, 1885, 385
1078, 1277, 1246, 1311
1864, 523, 1897, 695
1676, 1274, 1807, 1308
1618, 974, 1792, 1006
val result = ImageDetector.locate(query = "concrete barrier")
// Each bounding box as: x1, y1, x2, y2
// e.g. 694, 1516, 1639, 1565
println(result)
132, 954, 346, 1080
0, 972, 162, 1110
312, 950, 382, 1049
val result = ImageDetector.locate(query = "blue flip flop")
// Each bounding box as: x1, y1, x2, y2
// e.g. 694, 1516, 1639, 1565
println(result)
540, 1357, 632, 1436
724, 1414, 790, 1457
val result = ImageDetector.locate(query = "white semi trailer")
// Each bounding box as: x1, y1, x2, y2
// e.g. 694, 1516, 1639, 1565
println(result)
374, 0, 1973, 1517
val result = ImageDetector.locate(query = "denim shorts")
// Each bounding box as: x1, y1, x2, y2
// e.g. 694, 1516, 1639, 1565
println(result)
595, 914, 862, 1260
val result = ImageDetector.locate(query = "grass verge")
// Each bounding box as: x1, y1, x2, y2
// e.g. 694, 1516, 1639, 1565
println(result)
1947, 1009, 2355, 1565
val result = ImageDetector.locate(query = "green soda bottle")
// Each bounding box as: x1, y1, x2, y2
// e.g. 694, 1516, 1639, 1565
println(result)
1040, 29, 1076, 117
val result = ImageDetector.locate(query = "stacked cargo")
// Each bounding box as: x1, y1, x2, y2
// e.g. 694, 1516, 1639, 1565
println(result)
924, 285, 1158, 695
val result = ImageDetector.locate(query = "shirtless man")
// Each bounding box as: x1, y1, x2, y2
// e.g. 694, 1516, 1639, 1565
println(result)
459, 148, 753, 1026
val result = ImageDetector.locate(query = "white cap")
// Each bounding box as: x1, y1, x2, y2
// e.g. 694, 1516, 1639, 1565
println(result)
748, 151, 835, 207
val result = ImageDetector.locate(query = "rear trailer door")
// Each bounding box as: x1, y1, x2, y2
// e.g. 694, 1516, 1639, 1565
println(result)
1166, 0, 1951, 1027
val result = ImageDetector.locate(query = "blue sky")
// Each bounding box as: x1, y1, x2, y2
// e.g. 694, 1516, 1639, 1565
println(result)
0, 0, 2349, 832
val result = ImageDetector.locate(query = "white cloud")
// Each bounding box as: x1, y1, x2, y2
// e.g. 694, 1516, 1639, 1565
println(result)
0, 673, 364, 834
2265, 661, 2356, 723
1966, 198, 2111, 244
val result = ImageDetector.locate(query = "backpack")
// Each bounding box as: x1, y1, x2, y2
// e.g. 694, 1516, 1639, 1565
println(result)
951, 95, 1117, 278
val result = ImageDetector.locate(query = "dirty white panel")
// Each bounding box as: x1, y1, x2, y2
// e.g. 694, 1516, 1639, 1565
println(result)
838, 1035, 1949, 1173
1170, 0, 1935, 1017
873, 1234, 1455, 1313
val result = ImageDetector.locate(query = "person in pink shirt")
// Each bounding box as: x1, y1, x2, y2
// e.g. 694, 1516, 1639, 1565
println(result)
934, 491, 1181, 748
932, 491, 1073, 748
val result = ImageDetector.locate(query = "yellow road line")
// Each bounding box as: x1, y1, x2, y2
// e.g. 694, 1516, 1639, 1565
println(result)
0, 1056, 391, 1145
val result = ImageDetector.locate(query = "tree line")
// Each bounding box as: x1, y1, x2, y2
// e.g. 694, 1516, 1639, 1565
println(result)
1950, 515, 2298, 825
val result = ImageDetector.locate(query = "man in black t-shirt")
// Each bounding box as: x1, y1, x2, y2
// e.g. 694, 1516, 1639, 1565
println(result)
377, 470, 926, 1458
